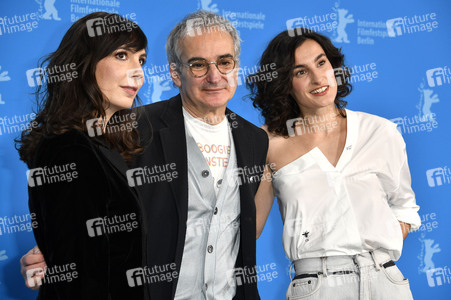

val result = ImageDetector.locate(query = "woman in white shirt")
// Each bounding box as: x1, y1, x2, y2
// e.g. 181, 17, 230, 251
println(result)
247, 28, 421, 299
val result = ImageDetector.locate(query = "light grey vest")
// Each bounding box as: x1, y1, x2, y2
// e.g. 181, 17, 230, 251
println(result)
174, 123, 241, 300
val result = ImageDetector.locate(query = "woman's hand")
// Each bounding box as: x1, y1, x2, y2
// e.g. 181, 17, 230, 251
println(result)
399, 221, 411, 241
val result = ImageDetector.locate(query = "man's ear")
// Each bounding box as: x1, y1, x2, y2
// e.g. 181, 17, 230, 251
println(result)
170, 63, 182, 87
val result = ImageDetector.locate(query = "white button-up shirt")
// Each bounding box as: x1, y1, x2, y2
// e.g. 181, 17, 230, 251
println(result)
273, 109, 421, 261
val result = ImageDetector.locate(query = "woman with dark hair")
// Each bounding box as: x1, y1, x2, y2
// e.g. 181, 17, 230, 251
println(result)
249, 28, 420, 299
16, 12, 149, 299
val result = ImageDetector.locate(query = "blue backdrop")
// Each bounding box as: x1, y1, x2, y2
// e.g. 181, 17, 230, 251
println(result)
0, 0, 450, 299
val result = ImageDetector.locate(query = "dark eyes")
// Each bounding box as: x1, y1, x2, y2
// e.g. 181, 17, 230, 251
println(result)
294, 60, 327, 76
115, 51, 146, 65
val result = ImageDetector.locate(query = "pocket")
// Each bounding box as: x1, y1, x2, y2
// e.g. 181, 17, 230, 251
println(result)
286, 275, 322, 299
381, 264, 409, 285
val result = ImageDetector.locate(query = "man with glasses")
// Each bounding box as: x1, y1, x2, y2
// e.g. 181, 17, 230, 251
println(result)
21, 10, 267, 300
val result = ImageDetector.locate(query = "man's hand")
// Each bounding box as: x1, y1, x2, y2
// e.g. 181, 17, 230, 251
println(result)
20, 246, 46, 290
399, 221, 411, 241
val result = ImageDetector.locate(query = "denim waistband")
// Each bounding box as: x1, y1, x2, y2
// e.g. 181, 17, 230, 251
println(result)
289, 249, 394, 280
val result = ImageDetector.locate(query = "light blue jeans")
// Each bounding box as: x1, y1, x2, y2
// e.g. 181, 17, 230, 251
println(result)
286, 249, 413, 300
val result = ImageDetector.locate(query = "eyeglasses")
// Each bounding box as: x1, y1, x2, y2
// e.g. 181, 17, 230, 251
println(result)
180, 57, 237, 77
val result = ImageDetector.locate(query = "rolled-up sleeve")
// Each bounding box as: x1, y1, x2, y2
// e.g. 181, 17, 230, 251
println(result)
386, 129, 421, 231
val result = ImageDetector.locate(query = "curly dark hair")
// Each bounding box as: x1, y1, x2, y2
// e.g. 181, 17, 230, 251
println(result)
247, 28, 352, 137
16, 12, 148, 163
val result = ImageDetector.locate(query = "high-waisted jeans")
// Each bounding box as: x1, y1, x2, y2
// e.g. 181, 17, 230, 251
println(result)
286, 249, 414, 300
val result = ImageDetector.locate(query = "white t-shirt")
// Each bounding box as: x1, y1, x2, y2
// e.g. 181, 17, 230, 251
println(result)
182, 107, 231, 195
273, 109, 421, 261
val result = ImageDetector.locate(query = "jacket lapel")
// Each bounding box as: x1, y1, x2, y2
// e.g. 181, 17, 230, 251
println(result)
158, 95, 189, 218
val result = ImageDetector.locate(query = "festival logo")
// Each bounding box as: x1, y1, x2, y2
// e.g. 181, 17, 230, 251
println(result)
36, 0, 61, 21
332, 1, 354, 43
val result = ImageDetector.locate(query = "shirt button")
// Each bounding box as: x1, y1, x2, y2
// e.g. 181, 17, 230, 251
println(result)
207, 245, 213, 253
202, 170, 209, 177
214, 207, 218, 215
216, 179, 223, 188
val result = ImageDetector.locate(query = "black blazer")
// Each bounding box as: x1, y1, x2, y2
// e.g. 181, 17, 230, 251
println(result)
28, 130, 148, 299
134, 94, 268, 299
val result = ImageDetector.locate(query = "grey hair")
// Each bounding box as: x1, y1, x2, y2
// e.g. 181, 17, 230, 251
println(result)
166, 10, 241, 72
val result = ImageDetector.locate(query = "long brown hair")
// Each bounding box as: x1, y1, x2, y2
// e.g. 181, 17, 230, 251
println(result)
16, 12, 148, 163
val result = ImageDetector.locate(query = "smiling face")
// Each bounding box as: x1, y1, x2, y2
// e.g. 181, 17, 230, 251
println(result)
172, 30, 238, 115
95, 47, 147, 119
290, 39, 337, 113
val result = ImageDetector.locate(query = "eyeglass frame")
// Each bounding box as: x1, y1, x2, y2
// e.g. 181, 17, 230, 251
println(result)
179, 56, 239, 78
